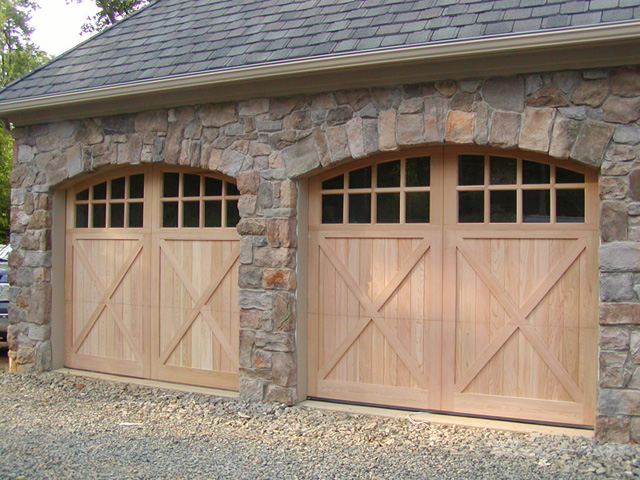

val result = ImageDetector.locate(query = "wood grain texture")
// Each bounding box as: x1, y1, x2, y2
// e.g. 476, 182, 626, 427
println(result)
309, 147, 598, 426
311, 230, 437, 405
65, 166, 240, 390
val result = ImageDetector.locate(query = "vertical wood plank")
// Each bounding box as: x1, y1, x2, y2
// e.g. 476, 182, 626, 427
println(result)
371, 238, 385, 385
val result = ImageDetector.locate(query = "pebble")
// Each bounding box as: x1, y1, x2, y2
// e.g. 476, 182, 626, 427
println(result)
1, 372, 639, 480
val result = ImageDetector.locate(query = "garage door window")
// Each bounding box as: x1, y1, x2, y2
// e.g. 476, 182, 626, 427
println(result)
161, 172, 240, 229
74, 173, 145, 229
320, 156, 431, 225
457, 154, 586, 224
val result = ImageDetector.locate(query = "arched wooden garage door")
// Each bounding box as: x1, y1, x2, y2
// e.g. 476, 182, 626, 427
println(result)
65, 166, 240, 390
308, 146, 598, 426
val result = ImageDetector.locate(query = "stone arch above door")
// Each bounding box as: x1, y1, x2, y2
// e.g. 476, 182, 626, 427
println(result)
278, 72, 630, 180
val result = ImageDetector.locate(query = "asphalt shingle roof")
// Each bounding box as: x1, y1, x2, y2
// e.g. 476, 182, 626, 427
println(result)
1, 0, 639, 102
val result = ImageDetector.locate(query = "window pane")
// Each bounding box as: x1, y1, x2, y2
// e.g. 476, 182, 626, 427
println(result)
523, 190, 550, 223
322, 195, 343, 224
490, 156, 516, 185
458, 155, 484, 186
349, 166, 371, 189
183, 201, 200, 227
76, 189, 89, 201
227, 182, 240, 196
129, 174, 144, 199
490, 190, 516, 223
128, 203, 144, 228
204, 177, 222, 196
163, 173, 179, 198
163, 202, 178, 227
75, 204, 89, 228
183, 174, 200, 197
406, 157, 430, 187
377, 160, 400, 188
556, 167, 585, 184
522, 160, 550, 184
93, 182, 107, 200
226, 200, 240, 227
204, 201, 222, 227
110, 203, 125, 228
111, 177, 125, 199
322, 175, 344, 190
406, 192, 429, 223
376, 193, 400, 223
557, 189, 585, 223
459, 191, 484, 223
92, 204, 106, 228
349, 194, 371, 223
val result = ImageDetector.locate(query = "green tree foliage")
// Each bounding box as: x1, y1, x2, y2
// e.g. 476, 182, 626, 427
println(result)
70, 0, 150, 33
0, 0, 47, 85
0, 0, 49, 243
0, 131, 11, 243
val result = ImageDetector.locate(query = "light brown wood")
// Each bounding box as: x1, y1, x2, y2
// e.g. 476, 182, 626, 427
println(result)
151, 237, 239, 388
441, 148, 598, 426
308, 146, 598, 426
309, 229, 440, 406
65, 233, 150, 377
65, 166, 240, 390
308, 148, 444, 409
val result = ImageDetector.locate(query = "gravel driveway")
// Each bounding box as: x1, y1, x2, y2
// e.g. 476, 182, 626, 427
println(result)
1, 372, 639, 480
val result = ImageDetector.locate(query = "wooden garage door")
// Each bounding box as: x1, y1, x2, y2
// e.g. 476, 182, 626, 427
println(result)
65, 166, 240, 390
308, 147, 598, 426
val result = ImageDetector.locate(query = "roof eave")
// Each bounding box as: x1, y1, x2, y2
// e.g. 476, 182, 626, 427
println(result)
3, 21, 640, 125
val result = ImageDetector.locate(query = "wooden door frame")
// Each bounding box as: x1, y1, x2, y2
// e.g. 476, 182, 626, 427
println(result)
63, 164, 241, 388
306, 144, 599, 425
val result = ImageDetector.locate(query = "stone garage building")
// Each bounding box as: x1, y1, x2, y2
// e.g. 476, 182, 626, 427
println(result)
2, 0, 640, 442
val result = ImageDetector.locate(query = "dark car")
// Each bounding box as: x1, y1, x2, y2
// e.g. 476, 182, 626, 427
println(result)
0, 261, 8, 341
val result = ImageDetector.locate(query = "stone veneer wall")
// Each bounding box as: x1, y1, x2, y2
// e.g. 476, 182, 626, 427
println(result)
7, 67, 640, 442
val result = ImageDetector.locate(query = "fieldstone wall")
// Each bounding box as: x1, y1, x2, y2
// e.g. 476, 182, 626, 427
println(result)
7, 66, 640, 441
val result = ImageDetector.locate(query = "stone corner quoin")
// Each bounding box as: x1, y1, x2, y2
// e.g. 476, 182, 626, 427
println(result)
7, 66, 640, 441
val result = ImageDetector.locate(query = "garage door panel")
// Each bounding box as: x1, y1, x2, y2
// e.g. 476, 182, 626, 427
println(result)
446, 229, 595, 423
76, 238, 143, 291
162, 311, 237, 372
452, 393, 585, 425
67, 234, 149, 374
153, 236, 239, 383
324, 321, 423, 389
316, 380, 432, 410
312, 229, 439, 405
165, 315, 212, 370
464, 330, 574, 402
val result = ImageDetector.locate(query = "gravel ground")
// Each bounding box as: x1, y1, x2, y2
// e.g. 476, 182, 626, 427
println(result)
1, 372, 639, 480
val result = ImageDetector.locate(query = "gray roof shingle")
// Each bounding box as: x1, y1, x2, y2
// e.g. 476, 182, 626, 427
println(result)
1, 0, 639, 102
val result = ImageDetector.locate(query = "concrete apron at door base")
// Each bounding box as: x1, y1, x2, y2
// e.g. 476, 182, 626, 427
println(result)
7, 67, 640, 442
